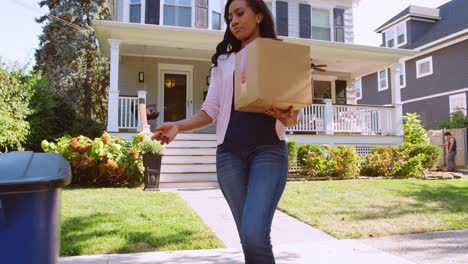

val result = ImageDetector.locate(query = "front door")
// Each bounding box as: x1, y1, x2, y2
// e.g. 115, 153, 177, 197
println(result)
163, 73, 187, 122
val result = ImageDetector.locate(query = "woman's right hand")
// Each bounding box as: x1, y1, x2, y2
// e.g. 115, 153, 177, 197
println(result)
151, 122, 180, 145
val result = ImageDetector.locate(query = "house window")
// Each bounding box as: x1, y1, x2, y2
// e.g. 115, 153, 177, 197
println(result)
312, 8, 331, 41
212, 11, 221, 30
399, 63, 406, 88
384, 21, 407, 48
377, 69, 388, 91
386, 30, 394, 48
129, 0, 141, 23
416, 56, 433, 78
163, 0, 192, 27
449, 93, 467, 115
355, 78, 362, 100
396, 23, 406, 45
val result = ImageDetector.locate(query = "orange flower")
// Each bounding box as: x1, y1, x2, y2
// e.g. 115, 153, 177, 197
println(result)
323, 144, 331, 149
129, 149, 139, 160
106, 159, 118, 170
101, 132, 111, 145
70, 137, 81, 152
136, 133, 146, 142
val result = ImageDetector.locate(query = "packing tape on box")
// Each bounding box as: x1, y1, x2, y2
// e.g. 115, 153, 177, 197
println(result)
240, 48, 247, 95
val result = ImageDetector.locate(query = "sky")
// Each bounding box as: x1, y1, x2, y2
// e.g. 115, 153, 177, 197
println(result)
0, 0, 452, 69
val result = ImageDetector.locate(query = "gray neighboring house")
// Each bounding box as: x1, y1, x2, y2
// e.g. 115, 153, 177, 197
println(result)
356, 0, 468, 129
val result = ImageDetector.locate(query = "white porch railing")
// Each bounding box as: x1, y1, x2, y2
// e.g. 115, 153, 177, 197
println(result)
333, 105, 394, 134
292, 104, 326, 132
289, 99, 397, 135
118, 96, 139, 130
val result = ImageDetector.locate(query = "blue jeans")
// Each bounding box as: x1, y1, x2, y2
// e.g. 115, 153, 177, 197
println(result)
216, 142, 288, 264
447, 151, 457, 171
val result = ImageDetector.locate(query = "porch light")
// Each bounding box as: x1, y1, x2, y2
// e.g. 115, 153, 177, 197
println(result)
138, 72, 144, 82
165, 79, 176, 89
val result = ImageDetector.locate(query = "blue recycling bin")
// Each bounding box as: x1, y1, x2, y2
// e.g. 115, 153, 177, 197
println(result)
0, 151, 71, 264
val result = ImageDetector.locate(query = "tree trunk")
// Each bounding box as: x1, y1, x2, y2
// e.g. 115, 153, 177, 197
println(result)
83, 49, 93, 118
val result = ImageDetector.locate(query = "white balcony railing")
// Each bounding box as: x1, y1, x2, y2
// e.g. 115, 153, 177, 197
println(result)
118, 96, 139, 130
289, 99, 398, 135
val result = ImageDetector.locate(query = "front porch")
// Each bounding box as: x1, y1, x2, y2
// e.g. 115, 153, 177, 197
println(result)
93, 20, 417, 138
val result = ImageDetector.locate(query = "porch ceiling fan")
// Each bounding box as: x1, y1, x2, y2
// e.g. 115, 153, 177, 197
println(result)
310, 60, 327, 72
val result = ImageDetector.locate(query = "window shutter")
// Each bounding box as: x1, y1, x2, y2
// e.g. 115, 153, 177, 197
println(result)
299, 4, 311, 39
195, 0, 208, 29
333, 8, 345, 42
145, 0, 160, 25
276, 1, 288, 36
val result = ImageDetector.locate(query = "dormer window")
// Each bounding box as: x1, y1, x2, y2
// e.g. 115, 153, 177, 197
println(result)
384, 21, 407, 48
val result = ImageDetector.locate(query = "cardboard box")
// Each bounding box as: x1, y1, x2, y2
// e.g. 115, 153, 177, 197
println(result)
234, 38, 313, 113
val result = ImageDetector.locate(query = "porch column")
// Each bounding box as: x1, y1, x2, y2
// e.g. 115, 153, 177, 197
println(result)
390, 64, 403, 136
107, 39, 122, 132
324, 99, 335, 135
347, 78, 357, 105
138, 90, 151, 133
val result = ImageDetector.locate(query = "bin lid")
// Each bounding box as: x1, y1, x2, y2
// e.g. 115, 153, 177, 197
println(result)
0, 151, 71, 193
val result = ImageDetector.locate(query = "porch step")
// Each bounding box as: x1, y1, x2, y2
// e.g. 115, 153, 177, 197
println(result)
164, 148, 216, 156
160, 172, 217, 182
159, 133, 218, 188
175, 133, 217, 141
161, 164, 216, 173
159, 181, 219, 189
166, 140, 217, 148
163, 155, 216, 164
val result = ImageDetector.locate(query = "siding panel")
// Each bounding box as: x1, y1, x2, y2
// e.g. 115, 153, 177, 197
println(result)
358, 70, 392, 105
403, 95, 458, 129
402, 40, 468, 101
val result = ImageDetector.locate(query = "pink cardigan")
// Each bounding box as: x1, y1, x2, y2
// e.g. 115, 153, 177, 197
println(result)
201, 53, 288, 145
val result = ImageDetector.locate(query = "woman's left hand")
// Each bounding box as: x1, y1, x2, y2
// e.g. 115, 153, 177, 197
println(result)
264, 106, 298, 127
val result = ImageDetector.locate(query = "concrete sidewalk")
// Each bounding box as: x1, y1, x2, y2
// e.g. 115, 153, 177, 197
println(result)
60, 188, 415, 264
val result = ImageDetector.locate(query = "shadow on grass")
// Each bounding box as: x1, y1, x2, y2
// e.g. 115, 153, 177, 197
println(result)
60, 213, 199, 257
332, 182, 468, 221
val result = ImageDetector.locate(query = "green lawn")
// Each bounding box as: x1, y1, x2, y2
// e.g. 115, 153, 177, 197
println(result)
278, 179, 468, 239
60, 188, 224, 256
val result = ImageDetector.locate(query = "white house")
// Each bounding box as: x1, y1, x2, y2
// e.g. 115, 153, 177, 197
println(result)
93, 0, 417, 187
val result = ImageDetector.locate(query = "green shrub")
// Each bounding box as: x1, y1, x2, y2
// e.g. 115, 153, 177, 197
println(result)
328, 145, 361, 178
140, 140, 164, 155
287, 140, 299, 166
0, 63, 37, 152
24, 79, 104, 151
42, 132, 148, 187
360, 146, 395, 177
298, 144, 333, 178
360, 143, 427, 178
403, 113, 429, 144
298, 144, 322, 167
410, 144, 441, 170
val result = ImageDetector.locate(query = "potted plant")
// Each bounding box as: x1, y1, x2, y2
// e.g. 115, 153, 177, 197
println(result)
140, 139, 164, 191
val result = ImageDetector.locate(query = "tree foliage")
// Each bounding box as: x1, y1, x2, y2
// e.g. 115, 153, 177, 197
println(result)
35, 0, 111, 124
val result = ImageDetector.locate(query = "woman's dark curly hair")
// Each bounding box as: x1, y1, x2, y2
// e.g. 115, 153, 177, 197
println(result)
211, 0, 278, 67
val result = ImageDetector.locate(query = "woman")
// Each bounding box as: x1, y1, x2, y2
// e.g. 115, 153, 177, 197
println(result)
152, 0, 301, 263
